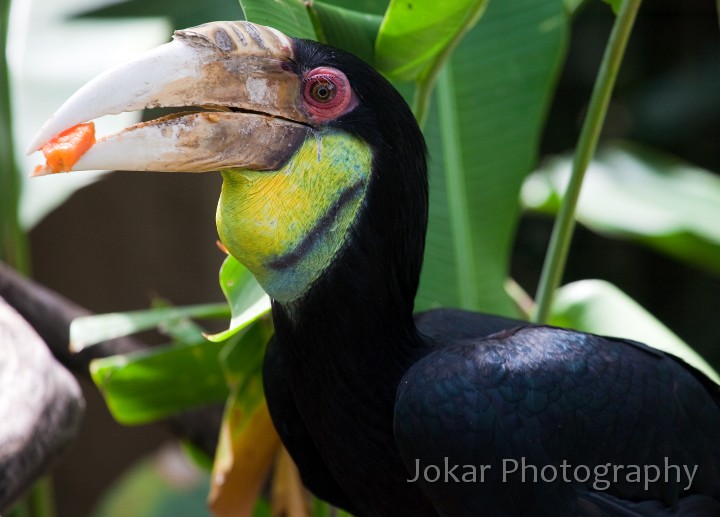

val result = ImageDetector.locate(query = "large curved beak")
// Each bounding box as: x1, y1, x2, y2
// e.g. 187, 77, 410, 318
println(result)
28, 21, 311, 175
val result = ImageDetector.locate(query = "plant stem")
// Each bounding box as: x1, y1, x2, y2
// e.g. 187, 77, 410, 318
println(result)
0, 0, 30, 273
411, 76, 433, 129
304, 1, 328, 45
505, 278, 535, 321
27, 478, 55, 517
532, 0, 642, 324
7, 478, 55, 517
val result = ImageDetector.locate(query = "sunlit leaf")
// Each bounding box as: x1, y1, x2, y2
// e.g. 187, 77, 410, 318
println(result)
90, 312, 272, 425
90, 339, 230, 425
550, 279, 720, 384
375, 0, 488, 81
151, 297, 209, 345
416, 0, 569, 314
239, 0, 316, 39
209, 398, 281, 517
157, 316, 207, 346
522, 143, 720, 275
206, 255, 270, 342
70, 303, 230, 351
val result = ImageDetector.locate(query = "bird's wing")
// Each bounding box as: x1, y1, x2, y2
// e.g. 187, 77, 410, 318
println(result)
394, 325, 720, 517
579, 490, 720, 516
263, 337, 359, 514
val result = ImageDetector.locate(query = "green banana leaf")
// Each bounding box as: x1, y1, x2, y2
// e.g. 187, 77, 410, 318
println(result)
70, 303, 229, 351
90, 338, 230, 424
375, 0, 488, 82
416, 0, 569, 315
523, 143, 720, 275
550, 279, 720, 384
239, 0, 316, 39
206, 255, 270, 342
88, 256, 271, 425
310, 2, 383, 64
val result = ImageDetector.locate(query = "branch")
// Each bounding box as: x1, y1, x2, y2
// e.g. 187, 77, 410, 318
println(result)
0, 261, 222, 456
532, 0, 643, 323
0, 297, 83, 513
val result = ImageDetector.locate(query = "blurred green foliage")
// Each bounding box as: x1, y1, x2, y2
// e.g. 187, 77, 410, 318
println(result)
5, 0, 720, 515
0, 0, 29, 272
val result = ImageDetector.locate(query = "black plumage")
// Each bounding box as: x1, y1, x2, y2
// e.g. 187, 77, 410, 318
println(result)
261, 38, 720, 516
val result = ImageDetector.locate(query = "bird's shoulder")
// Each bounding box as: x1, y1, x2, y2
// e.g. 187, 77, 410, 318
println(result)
394, 319, 720, 515
413, 307, 522, 344
398, 323, 720, 451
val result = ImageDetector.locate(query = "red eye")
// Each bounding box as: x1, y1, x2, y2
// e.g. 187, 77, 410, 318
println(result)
303, 67, 356, 122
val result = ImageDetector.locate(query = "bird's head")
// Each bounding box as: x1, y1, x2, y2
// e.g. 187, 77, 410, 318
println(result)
30, 21, 427, 306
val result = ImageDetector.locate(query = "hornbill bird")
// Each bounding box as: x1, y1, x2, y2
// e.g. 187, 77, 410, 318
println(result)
29, 21, 720, 517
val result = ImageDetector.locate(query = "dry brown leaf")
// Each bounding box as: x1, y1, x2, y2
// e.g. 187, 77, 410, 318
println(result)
209, 400, 282, 517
